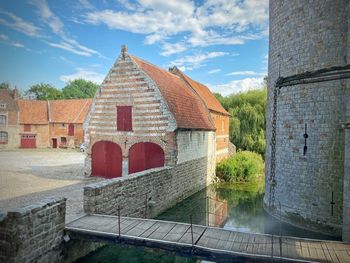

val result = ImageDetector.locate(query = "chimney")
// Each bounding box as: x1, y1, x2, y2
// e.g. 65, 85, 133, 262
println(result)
121, 45, 128, 60
12, 86, 19, 99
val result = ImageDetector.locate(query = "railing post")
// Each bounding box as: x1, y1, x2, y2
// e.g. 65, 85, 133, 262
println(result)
118, 205, 121, 240
206, 196, 210, 227
144, 192, 148, 219
190, 214, 194, 248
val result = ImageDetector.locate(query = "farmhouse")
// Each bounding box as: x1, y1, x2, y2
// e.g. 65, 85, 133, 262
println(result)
0, 89, 19, 148
84, 46, 229, 178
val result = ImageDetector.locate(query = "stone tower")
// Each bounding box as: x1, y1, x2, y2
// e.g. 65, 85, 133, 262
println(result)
265, 0, 350, 241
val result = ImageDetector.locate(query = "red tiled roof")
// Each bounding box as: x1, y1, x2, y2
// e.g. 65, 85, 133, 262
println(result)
131, 55, 215, 131
49, 99, 92, 123
17, 100, 48, 124
170, 67, 229, 116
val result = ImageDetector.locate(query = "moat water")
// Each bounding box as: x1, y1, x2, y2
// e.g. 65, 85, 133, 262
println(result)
76, 180, 337, 262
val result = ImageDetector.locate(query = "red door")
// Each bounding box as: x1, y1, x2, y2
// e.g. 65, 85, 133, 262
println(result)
21, 134, 36, 148
92, 141, 122, 178
52, 138, 57, 148
128, 142, 164, 174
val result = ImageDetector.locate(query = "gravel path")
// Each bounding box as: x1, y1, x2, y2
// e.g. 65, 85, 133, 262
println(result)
0, 149, 102, 222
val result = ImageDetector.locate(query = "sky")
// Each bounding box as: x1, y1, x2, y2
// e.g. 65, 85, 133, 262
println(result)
0, 0, 268, 96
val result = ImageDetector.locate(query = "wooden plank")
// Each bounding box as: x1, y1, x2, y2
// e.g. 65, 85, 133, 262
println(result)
323, 242, 340, 263
308, 241, 327, 262
321, 242, 335, 262
162, 223, 190, 243
238, 232, 250, 252
253, 234, 268, 256
197, 228, 224, 249
124, 220, 157, 237
178, 225, 206, 245
272, 236, 281, 258
215, 229, 235, 251
147, 222, 176, 240
299, 239, 311, 260
230, 232, 244, 252
280, 237, 302, 260
120, 219, 144, 234
245, 234, 255, 254
328, 242, 350, 263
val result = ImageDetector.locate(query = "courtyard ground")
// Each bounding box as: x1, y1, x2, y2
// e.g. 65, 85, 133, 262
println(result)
0, 149, 102, 222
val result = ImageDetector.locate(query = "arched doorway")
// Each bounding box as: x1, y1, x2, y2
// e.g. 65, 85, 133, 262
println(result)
128, 142, 165, 174
92, 141, 122, 178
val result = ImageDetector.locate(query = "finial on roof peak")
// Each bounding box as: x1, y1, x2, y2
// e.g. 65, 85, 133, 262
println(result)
121, 45, 128, 58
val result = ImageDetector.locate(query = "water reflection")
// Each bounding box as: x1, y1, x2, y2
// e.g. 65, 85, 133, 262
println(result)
158, 182, 338, 240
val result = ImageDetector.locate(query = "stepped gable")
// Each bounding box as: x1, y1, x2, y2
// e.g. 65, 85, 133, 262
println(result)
170, 66, 229, 116
130, 55, 215, 131
17, 100, 48, 124
49, 99, 92, 123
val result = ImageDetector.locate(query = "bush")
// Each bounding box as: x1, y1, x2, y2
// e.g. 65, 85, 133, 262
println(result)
216, 151, 264, 182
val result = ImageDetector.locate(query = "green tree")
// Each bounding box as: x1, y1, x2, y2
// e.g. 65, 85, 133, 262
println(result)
215, 88, 267, 157
0, 81, 10, 89
61, 79, 98, 99
26, 83, 62, 100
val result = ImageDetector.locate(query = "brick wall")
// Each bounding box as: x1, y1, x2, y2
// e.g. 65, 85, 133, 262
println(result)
211, 112, 230, 161
50, 123, 84, 148
20, 124, 50, 148
265, 0, 348, 238
84, 157, 209, 218
0, 197, 66, 263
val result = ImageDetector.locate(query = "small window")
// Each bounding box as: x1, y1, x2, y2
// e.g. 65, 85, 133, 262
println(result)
0, 131, 8, 144
61, 137, 67, 145
117, 106, 132, 131
0, 104, 7, 109
0, 115, 6, 125
24, 124, 31, 132
61, 123, 65, 127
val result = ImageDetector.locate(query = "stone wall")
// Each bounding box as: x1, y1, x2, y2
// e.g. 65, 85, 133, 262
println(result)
265, 0, 348, 238
342, 14, 350, 242
84, 157, 209, 218
0, 197, 66, 263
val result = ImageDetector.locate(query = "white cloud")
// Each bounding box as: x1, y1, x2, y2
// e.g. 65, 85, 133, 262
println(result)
84, 0, 268, 51
78, 0, 95, 10
160, 42, 187, 56
30, 0, 103, 57
226, 71, 266, 76
0, 33, 25, 48
0, 10, 41, 37
170, 51, 228, 69
208, 69, 221, 74
60, 68, 105, 84
209, 77, 265, 96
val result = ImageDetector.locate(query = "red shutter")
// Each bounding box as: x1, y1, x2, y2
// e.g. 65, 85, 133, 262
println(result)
68, 124, 75, 136
117, 106, 132, 131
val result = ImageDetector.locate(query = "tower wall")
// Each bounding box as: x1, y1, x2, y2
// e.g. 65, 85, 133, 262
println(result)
265, 0, 348, 237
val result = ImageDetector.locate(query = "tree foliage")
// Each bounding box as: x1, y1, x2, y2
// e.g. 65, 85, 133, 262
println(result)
27, 83, 62, 100
25, 79, 99, 100
0, 81, 10, 89
61, 79, 98, 99
215, 88, 267, 157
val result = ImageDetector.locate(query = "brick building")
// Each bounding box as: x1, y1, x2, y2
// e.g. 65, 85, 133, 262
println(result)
16, 99, 91, 148
49, 99, 92, 148
169, 67, 230, 161
0, 89, 19, 148
84, 46, 228, 179
17, 100, 49, 148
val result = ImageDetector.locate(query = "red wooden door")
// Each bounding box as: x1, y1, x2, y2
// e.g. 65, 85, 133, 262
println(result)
52, 138, 57, 148
21, 134, 36, 148
92, 141, 122, 178
68, 124, 74, 136
128, 142, 164, 174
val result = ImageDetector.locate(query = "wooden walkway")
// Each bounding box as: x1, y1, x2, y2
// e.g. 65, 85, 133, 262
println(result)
65, 214, 350, 263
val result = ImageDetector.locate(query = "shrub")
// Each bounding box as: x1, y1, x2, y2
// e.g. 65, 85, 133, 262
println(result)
216, 151, 264, 182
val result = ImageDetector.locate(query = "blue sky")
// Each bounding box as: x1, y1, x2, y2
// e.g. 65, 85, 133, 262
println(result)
0, 0, 268, 96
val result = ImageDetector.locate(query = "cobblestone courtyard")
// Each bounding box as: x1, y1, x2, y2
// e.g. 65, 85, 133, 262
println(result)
0, 149, 101, 222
